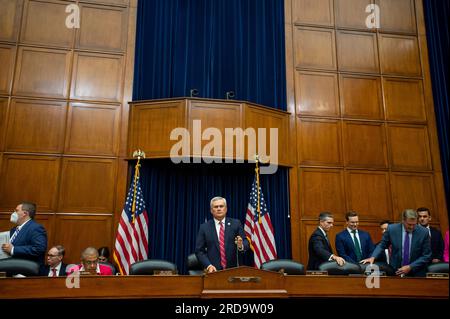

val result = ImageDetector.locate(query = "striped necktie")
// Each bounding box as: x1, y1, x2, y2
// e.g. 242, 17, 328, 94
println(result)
219, 222, 226, 269
10, 227, 20, 244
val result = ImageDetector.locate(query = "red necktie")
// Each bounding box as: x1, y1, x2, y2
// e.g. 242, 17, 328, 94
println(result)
219, 222, 226, 269
51, 268, 57, 277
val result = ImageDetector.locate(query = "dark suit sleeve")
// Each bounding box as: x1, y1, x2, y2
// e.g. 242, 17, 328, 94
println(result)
13, 224, 47, 259
195, 224, 211, 269
432, 229, 444, 260
311, 233, 332, 261
365, 232, 375, 258
335, 234, 354, 263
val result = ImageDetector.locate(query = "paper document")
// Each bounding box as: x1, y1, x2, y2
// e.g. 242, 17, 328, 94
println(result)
0, 231, 10, 259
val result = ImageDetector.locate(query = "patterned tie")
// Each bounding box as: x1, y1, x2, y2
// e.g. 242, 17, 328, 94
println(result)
219, 222, 226, 269
403, 232, 410, 266
51, 268, 57, 277
351, 230, 362, 261
10, 227, 20, 244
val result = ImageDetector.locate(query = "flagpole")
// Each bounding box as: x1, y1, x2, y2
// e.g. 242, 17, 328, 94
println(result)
255, 155, 261, 224
132, 150, 146, 223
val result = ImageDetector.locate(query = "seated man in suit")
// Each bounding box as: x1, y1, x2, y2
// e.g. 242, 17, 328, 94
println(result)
361, 209, 432, 277
307, 212, 345, 270
417, 207, 444, 263
335, 211, 375, 263
195, 196, 249, 273
67, 247, 113, 276
1, 202, 47, 267
40, 245, 67, 277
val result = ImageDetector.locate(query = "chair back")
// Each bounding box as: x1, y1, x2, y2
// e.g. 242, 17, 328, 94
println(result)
427, 262, 449, 274
129, 259, 177, 275
318, 261, 363, 275
261, 259, 305, 275
0, 258, 40, 277
187, 253, 204, 275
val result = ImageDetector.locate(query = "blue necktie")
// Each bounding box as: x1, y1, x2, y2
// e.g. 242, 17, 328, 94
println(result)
10, 227, 20, 244
403, 232, 410, 266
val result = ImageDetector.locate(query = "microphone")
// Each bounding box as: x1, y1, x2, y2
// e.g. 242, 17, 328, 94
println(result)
226, 91, 235, 100
190, 88, 199, 97
235, 236, 242, 267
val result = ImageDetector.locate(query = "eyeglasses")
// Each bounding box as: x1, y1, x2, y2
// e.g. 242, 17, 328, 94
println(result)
47, 254, 60, 258
83, 260, 98, 265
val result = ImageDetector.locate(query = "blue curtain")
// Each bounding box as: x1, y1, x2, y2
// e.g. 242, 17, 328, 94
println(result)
423, 0, 450, 216
133, 0, 287, 110
133, 160, 291, 274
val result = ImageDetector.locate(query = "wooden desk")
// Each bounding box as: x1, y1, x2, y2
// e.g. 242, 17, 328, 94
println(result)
0, 267, 447, 299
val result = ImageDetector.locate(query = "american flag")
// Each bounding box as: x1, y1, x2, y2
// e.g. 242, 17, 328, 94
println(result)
113, 172, 149, 275
244, 177, 277, 268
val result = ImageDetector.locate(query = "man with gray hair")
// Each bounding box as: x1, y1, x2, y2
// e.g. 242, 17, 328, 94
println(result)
307, 212, 345, 270
361, 209, 432, 277
67, 247, 113, 275
195, 196, 249, 273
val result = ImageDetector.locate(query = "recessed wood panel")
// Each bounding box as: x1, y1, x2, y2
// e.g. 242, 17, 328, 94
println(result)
54, 215, 112, 264
300, 168, 345, 219
0, 44, 15, 94
388, 124, 432, 170
298, 118, 342, 166
340, 75, 383, 120
0, 155, 60, 212
384, 78, 426, 122
292, 0, 334, 26
346, 170, 391, 220
59, 157, 116, 213
0, 0, 22, 41
337, 31, 379, 73
343, 121, 387, 168
65, 103, 119, 156
84, 0, 129, 6
21, 0, 74, 47
6, 99, 66, 153
296, 71, 339, 117
391, 173, 437, 219
0, 98, 7, 150
335, 0, 372, 30
294, 27, 336, 70
77, 4, 127, 52
379, 35, 421, 76
189, 101, 242, 158
377, 0, 416, 33
71, 52, 124, 102
13, 47, 71, 98
130, 101, 185, 157
245, 106, 289, 165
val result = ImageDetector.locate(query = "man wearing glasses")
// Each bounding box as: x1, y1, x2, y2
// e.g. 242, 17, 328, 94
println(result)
67, 247, 113, 276
40, 245, 67, 277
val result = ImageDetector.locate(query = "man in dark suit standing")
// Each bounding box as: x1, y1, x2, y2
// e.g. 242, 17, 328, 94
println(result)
40, 245, 67, 277
1, 202, 47, 267
307, 212, 345, 270
335, 211, 375, 263
361, 209, 432, 277
417, 207, 444, 263
195, 196, 249, 273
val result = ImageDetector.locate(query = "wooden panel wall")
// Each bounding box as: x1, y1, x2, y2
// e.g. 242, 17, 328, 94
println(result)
286, 0, 448, 264
0, 0, 137, 264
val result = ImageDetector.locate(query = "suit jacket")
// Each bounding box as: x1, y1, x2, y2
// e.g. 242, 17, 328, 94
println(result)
195, 218, 249, 270
40, 263, 67, 276
335, 229, 375, 263
371, 223, 432, 277
10, 219, 47, 266
307, 227, 333, 270
429, 226, 444, 261
67, 263, 113, 276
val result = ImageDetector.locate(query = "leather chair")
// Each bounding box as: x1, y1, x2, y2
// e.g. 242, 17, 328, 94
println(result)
186, 253, 204, 275
318, 261, 363, 275
261, 259, 305, 275
360, 262, 395, 276
427, 262, 449, 274
0, 258, 40, 277
129, 259, 177, 275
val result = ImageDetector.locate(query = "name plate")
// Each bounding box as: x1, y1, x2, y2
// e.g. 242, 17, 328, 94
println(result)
306, 271, 328, 276
0, 271, 6, 278
364, 271, 387, 277
228, 276, 261, 283
154, 270, 177, 276
426, 273, 449, 279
